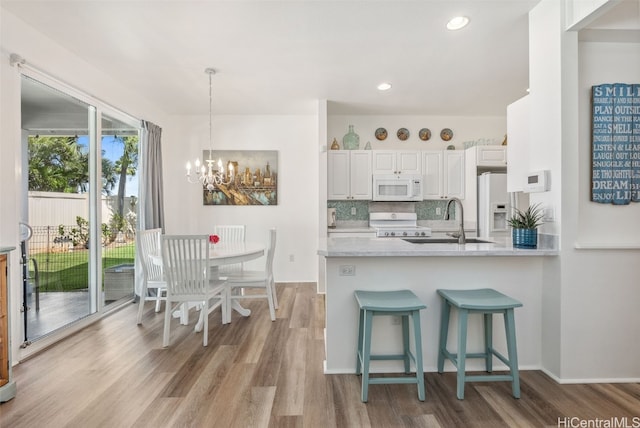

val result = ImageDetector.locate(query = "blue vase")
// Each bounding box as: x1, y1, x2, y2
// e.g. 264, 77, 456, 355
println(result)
512, 228, 537, 249
342, 125, 360, 150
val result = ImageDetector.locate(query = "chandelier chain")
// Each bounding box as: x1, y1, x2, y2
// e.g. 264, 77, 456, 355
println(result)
186, 68, 233, 192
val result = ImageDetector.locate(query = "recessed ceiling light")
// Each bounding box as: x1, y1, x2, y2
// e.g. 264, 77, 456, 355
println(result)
377, 82, 392, 91
446, 16, 469, 30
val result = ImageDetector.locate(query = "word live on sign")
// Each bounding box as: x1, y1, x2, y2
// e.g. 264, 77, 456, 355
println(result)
591, 83, 640, 204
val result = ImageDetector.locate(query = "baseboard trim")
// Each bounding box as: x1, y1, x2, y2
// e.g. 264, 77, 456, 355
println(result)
541, 367, 640, 384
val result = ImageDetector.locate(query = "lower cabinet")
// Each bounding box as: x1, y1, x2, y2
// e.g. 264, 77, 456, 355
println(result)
0, 251, 17, 403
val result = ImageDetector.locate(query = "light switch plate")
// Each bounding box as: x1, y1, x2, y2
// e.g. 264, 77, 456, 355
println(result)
543, 207, 555, 221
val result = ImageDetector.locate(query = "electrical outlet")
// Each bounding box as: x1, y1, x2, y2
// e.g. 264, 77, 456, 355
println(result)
339, 265, 355, 276
436, 207, 441, 216
391, 316, 401, 325
289, 254, 295, 262
351, 207, 357, 215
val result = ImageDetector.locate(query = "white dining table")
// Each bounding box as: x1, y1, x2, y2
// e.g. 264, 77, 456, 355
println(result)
199, 241, 265, 329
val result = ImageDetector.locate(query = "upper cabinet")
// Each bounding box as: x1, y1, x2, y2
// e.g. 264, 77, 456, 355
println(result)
328, 151, 372, 200
474, 146, 508, 167
506, 96, 529, 192
422, 150, 465, 200
372, 150, 421, 175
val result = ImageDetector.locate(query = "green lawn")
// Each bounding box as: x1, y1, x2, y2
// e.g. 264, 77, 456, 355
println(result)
30, 243, 135, 291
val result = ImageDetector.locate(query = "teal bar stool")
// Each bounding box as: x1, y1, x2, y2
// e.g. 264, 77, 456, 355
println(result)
354, 289, 427, 402
437, 288, 522, 400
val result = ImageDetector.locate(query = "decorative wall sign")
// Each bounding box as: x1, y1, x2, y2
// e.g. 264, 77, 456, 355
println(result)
591, 83, 640, 205
202, 150, 278, 206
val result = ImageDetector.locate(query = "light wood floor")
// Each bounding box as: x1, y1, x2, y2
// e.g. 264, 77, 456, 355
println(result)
2, 283, 639, 427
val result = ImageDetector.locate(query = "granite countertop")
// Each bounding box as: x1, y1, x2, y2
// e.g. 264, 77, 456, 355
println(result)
318, 234, 558, 257
327, 226, 376, 233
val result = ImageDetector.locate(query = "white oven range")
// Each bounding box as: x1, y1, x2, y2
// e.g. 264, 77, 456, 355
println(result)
370, 212, 432, 238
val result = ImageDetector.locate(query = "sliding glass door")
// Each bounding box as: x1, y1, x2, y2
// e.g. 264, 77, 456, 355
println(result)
20, 75, 140, 344
101, 112, 139, 309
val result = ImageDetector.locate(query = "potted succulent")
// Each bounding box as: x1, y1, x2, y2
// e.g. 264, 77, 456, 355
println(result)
507, 203, 544, 248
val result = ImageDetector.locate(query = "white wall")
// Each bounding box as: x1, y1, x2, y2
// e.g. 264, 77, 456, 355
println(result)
0, 9, 169, 362
162, 114, 319, 282
529, 0, 566, 378
529, 0, 640, 382
577, 41, 640, 245
557, 39, 640, 381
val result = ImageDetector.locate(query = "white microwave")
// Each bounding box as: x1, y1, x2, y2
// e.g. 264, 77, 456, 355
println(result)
372, 174, 423, 201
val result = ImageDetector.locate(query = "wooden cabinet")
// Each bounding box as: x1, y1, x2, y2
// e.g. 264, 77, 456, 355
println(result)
0, 250, 16, 403
328, 151, 372, 200
422, 150, 465, 200
372, 150, 421, 175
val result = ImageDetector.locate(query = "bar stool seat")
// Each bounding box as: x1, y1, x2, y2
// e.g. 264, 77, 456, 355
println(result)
437, 288, 522, 400
354, 289, 427, 402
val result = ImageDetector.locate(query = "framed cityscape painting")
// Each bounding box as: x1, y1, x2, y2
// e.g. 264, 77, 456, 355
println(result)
202, 150, 278, 206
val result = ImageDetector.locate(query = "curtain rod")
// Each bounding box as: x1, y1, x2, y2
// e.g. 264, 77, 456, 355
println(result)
9, 52, 141, 127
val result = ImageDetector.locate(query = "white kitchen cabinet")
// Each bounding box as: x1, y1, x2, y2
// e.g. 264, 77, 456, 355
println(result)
475, 146, 507, 167
422, 150, 465, 200
372, 150, 421, 175
506, 95, 529, 192
328, 151, 372, 200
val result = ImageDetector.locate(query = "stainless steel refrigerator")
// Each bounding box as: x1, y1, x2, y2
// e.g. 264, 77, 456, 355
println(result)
477, 173, 510, 238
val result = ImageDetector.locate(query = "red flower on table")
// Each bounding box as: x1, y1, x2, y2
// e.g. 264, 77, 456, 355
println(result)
209, 234, 220, 244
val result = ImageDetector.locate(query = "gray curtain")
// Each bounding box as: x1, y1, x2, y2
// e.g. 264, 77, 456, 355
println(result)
136, 120, 164, 298
140, 120, 165, 231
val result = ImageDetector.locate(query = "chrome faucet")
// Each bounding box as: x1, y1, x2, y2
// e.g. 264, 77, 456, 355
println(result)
444, 197, 466, 244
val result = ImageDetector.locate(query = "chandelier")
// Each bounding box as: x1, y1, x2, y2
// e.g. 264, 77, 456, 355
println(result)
186, 68, 233, 191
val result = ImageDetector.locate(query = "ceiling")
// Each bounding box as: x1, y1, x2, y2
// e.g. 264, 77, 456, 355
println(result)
3, 0, 639, 121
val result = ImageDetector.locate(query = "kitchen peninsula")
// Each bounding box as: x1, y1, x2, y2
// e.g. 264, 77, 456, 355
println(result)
318, 236, 558, 374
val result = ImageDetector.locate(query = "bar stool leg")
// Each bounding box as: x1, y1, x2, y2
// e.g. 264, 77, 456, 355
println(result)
361, 310, 374, 403
484, 313, 493, 372
356, 308, 365, 375
412, 310, 426, 401
504, 309, 521, 398
437, 299, 451, 373
402, 315, 411, 373
457, 309, 469, 400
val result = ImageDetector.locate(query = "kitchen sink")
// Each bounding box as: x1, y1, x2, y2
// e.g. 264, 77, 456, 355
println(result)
402, 238, 494, 244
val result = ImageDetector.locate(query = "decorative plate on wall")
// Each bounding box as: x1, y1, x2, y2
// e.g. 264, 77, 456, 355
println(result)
440, 128, 453, 141
397, 128, 410, 141
418, 128, 431, 141
375, 128, 388, 141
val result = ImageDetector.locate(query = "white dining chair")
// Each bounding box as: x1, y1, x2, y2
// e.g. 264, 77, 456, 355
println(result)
136, 228, 167, 325
213, 225, 245, 274
161, 235, 227, 347
223, 228, 277, 323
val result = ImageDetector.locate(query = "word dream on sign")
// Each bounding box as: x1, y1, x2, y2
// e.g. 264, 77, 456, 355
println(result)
591, 83, 640, 205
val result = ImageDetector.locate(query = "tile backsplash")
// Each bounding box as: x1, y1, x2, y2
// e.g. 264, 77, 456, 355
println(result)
327, 200, 451, 222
